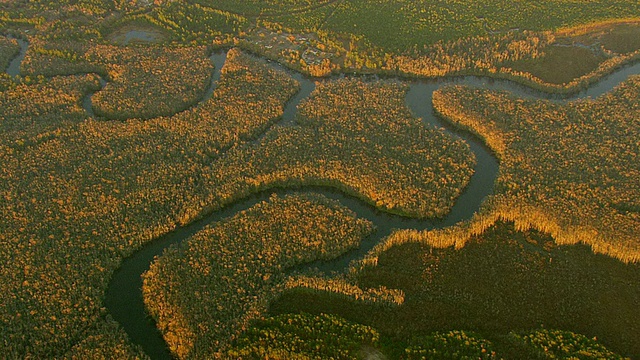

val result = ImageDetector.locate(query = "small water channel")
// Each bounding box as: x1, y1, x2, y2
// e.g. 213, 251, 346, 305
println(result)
81, 51, 228, 120
5, 31, 640, 359
5, 35, 28, 77
105, 52, 640, 359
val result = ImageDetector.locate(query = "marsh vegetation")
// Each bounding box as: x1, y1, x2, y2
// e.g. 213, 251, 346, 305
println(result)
433, 75, 640, 262
205, 78, 475, 219
142, 193, 374, 358
1, 1, 639, 359
0, 47, 296, 357
271, 221, 639, 358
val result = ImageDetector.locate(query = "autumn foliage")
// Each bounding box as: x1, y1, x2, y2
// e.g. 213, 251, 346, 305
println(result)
0, 48, 296, 357
22, 40, 216, 120
205, 79, 475, 219
0, 36, 20, 71
142, 193, 374, 359
432, 76, 640, 262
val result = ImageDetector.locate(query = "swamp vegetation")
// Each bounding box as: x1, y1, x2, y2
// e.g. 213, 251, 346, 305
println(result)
1, 1, 640, 358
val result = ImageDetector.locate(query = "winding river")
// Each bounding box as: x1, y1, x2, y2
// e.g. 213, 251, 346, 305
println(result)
5, 35, 640, 359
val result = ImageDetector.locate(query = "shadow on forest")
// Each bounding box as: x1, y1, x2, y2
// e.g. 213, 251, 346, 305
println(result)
270, 221, 640, 358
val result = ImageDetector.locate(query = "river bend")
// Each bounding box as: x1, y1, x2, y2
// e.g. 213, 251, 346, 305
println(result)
5, 36, 640, 359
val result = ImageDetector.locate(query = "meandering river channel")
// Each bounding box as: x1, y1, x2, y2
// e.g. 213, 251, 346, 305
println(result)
5, 35, 640, 359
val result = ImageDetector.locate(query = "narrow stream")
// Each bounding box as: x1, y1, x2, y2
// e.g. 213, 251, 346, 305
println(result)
81, 51, 228, 120
5, 35, 27, 77
5, 34, 640, 359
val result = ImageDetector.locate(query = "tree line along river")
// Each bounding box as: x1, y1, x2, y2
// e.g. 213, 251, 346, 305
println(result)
5, 33, 640, 359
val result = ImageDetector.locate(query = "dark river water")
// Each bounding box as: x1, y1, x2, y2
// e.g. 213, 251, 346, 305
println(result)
6, 33, 640, 359
5, 36, 28, 77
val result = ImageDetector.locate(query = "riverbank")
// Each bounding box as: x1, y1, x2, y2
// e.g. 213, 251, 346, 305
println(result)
2, 29, 639, 359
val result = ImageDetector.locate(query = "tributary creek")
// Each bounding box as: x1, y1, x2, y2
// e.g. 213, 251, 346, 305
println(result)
5, 34, 640, 359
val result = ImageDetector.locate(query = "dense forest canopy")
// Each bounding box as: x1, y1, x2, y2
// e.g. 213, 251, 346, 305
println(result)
1, 0, 639, 359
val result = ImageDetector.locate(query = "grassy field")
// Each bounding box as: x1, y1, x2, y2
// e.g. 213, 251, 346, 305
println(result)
556, 20, 640, 54
505, 45, 608, 85
504, 21, 640, 85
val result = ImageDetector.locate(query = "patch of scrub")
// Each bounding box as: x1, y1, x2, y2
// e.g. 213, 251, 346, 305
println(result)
505, 45, 607, 85
108, 25, 167, 45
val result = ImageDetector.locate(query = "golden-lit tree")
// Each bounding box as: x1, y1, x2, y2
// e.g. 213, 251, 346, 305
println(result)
431, 76, 640, 262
